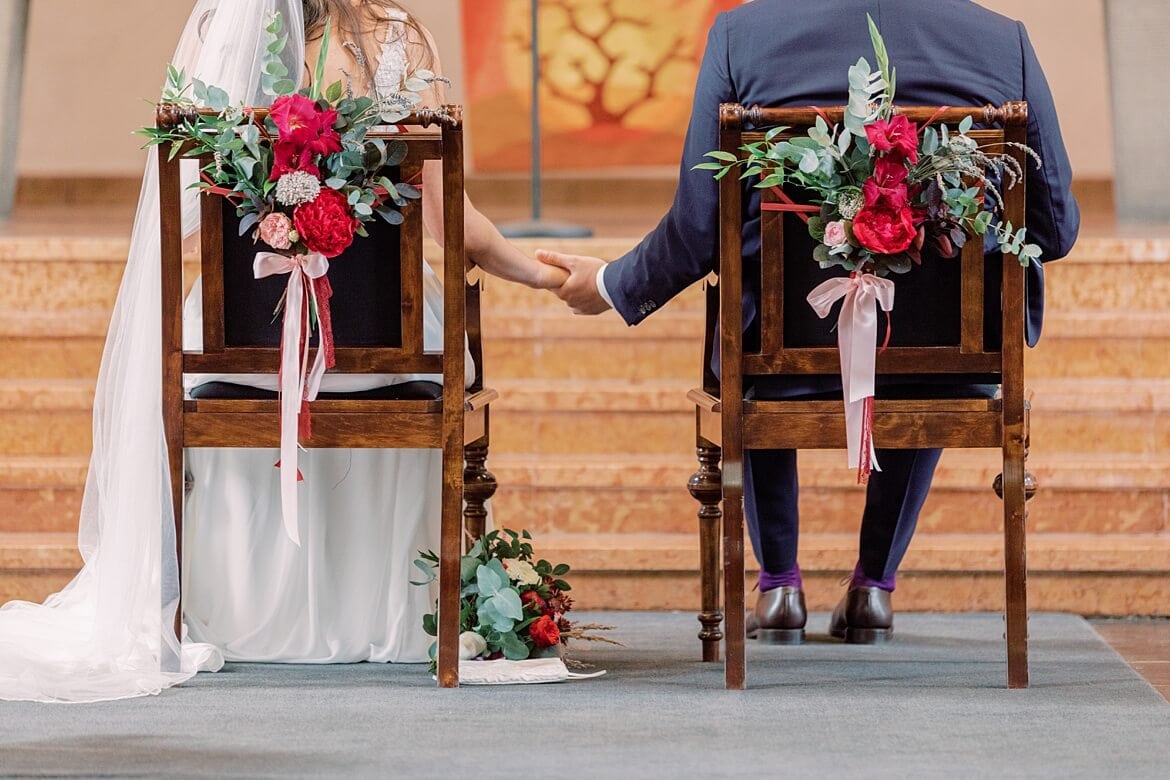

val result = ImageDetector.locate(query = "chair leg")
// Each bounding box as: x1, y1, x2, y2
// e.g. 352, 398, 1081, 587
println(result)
463, 437, 497, 544
689, 442, 724, 663
723, 462, 747, 690
1000, 441, 1030, 689
437, 441, 464, 688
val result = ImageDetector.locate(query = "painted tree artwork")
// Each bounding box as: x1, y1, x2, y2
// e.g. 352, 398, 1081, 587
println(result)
462, 0, 740, 171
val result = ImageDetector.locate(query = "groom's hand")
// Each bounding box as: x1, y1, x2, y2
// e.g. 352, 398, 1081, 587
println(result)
536, 250, 611, 315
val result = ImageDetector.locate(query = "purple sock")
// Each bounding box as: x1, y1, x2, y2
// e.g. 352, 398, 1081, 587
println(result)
759, 564, 802, 592
850, 561, 896, 592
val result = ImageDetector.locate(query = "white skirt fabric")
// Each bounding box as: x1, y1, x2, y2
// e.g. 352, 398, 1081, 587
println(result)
180, 261, 471, 664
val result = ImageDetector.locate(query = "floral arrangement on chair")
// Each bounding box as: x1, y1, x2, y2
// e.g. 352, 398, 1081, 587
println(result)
139, 13, 448, 546
700, 15, 1041, 483
413, 530, 616, 673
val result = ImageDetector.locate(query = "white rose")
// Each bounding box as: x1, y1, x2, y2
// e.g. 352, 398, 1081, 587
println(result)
459, 631, 488, 660
502, 558, 542, 586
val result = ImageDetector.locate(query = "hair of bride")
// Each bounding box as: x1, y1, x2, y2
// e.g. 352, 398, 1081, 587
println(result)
302, 0, 435, 87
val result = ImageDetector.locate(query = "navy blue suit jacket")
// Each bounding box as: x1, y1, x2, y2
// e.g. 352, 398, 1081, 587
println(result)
604, 0, 1080, 349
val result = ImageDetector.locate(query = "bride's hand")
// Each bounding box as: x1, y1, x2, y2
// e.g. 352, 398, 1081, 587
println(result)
531, 260, 571, 290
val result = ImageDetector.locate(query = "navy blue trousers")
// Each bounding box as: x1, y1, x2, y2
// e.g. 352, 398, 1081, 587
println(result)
741, 376, 994, 581
744, 447, 942, 581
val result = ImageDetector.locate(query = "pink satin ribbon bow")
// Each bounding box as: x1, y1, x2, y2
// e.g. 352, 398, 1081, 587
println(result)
253, 251, 336, 546
806, 272, 895, 483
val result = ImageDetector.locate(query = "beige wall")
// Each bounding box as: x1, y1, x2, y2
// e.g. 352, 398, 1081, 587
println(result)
16, 0, 1113, 178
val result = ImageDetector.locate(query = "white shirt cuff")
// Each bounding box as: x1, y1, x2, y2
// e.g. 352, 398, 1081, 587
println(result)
595, 263, 615, 310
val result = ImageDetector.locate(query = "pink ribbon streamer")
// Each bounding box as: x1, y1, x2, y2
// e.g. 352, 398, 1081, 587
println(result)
253, 251, 333, 546
806, 273, 895, 483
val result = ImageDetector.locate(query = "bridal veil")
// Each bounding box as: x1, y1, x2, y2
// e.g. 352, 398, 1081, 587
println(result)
0, 0, 307, 703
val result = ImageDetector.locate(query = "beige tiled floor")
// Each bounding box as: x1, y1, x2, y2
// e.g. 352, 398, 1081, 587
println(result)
1094, 620, 1170, 702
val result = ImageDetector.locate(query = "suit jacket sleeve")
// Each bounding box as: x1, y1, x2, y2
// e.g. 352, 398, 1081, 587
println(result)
603, 13, 735, 326
1018, 21, 1080, 262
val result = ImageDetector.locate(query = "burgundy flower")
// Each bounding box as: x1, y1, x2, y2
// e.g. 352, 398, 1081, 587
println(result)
293, 188, 358, 258
865, 115, 920, 163
520, 590, 549, 615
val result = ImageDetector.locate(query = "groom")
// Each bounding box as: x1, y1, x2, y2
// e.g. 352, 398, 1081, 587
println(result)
538, 0, 1080, 643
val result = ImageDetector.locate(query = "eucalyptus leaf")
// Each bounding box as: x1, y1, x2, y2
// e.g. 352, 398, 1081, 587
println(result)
396, 182, 422, 200
376, 208, 405, 226
499, 632, 530, 661
238, 211, 260, 237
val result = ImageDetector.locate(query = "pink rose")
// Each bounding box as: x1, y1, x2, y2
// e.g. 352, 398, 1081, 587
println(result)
258, 212, 294, 251
823, 220, 848, 248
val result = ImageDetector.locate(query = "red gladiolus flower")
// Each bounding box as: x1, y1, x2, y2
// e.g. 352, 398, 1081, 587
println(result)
852, 203, 919, 255
862, 157, 911, 211
865, 115, 920, 163
293, 189, 358, 258
529, 615, 561, 648
269, 94, 342, 170
271, 95, 319, 138
520, 590, 549, 615
270, 141, 321, 180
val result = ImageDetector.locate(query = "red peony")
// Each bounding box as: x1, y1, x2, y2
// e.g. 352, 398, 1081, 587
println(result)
270, 141, 320, 180
865, 115, 920, 163
520, 590, 549, 615
529, 615, 561, 648
852, 203, 919, 255
293, 189, 358, 258
862, 157, 911, 211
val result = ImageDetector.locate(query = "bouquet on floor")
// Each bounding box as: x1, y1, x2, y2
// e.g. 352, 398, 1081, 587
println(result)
414, 530, 616, 674
138, 12, 448, 546
699, 15, 1042, 483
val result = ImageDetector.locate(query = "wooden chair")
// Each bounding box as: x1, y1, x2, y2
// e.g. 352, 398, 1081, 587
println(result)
688, 102, 1036, 690
156, 104, 498, 688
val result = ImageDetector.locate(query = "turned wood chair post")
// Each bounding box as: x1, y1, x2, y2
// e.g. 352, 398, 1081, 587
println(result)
462, 267, 496, 544
718, 102, 748, 691
688, 439, 724, 663
437, 108, 467, 689
999, 102, 1031, 689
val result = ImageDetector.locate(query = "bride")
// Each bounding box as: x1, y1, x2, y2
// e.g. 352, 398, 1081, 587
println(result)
0, 0, 565, 703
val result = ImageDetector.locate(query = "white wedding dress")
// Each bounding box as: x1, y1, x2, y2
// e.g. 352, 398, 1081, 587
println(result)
182, 8, 472, 665
0, 0, 468, 703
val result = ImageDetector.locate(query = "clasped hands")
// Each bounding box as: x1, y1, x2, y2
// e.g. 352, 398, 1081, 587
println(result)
533, 249, 611, 316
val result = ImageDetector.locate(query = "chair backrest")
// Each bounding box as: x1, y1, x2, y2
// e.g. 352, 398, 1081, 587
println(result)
707, 103, 1029, 400
157, 105, 484, 394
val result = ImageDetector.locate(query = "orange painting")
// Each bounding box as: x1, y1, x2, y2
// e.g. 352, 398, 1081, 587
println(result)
462, 0, 740, 171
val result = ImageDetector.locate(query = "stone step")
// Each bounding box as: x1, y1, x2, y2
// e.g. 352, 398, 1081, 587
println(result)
490, 377, 1170, 457
488, 451, 1170, 537
6, 377, 1170, 458
0, 236, 1167, 316
4, 530, 1167, 615
7, 450, 1168, 537
535, 531, 1170, 615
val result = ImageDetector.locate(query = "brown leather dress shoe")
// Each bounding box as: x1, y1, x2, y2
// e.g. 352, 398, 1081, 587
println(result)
745, 586, 807, 645
829, 586, 894, 644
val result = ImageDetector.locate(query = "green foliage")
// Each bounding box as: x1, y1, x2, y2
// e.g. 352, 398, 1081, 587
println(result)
140, 10, 448, 261
692, 14, 1044, 277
